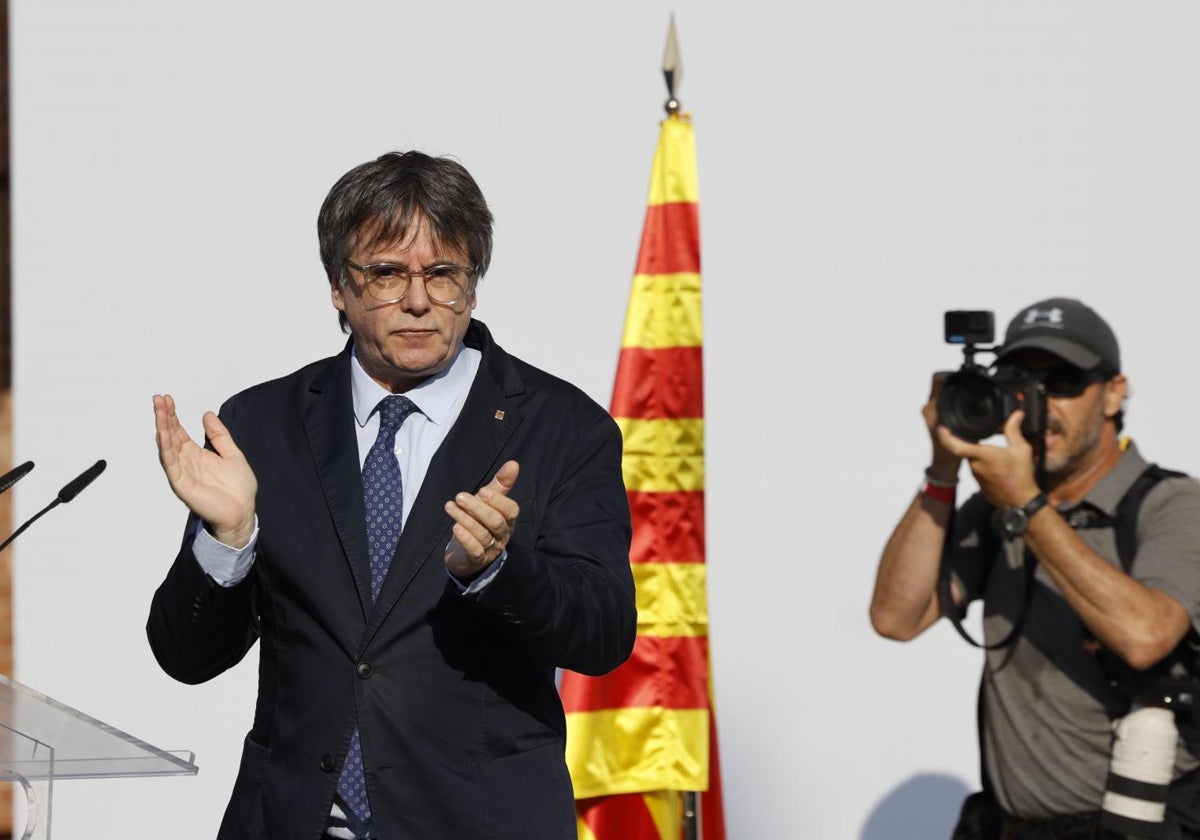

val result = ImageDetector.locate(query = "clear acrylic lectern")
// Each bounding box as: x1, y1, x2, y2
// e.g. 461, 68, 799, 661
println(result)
0, 673, 197, 839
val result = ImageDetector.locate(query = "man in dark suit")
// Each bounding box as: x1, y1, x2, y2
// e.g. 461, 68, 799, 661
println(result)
148, 151, 636, 840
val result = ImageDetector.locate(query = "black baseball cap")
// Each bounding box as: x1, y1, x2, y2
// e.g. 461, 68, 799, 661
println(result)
997, 297, 1120, 372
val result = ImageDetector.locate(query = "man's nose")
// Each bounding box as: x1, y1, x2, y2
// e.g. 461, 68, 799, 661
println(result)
400, 274, 432, 313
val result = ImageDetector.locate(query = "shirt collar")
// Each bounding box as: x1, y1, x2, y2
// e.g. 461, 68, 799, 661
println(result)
1061, 438, 1148, 517
349, 343, 475, 428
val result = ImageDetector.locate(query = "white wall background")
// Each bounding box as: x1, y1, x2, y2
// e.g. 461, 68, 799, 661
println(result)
9, 1, 1200, 837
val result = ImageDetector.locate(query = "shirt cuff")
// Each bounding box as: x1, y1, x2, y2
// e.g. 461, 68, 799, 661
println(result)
448, 548, 507, 594
192, 518, 259, 587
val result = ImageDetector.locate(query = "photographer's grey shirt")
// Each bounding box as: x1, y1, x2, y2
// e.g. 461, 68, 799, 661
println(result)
949, 441, 1200, 819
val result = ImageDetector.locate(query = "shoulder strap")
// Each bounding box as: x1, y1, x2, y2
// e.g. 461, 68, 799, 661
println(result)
1113, 464, 1187, 573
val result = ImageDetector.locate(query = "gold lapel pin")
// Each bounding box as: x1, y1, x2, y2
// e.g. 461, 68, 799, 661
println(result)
494, 410, 505, 420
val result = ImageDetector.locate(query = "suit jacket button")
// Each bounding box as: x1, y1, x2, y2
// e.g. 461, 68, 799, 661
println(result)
356, 661, 374, 679
319, 754, 336, 773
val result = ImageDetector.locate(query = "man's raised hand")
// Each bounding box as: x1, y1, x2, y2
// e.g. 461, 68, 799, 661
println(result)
153, 394, 258, 548
444, 460, 520, 580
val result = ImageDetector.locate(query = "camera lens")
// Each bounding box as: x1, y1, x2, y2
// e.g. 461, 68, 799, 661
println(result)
937, 370, 1008, 442
1101, 704, 1177, 836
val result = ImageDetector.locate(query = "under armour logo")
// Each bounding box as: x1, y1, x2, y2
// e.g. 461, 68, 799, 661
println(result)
1022, 307, 1063, 326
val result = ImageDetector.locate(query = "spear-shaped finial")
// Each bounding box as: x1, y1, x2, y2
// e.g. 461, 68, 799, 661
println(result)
662, 14, 683, 116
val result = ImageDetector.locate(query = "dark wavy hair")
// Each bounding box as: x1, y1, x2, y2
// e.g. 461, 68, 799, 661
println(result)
318, 151, 494, 331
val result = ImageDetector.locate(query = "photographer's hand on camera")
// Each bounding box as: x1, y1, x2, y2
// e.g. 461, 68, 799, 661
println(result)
935, 409, 1041, 511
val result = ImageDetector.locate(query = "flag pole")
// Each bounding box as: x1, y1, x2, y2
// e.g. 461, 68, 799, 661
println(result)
662, 14, 701, 840
683, 792, 700, 840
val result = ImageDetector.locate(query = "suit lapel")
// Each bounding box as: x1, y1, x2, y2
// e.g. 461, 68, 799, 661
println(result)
303, 349, 374, 613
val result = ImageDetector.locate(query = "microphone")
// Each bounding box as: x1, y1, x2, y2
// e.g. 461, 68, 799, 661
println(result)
0, 459, 108, 553
0, 461, 34, 495
58, 460, 106, 503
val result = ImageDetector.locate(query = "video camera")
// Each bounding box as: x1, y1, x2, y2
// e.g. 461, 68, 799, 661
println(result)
938, 310, 1046, 443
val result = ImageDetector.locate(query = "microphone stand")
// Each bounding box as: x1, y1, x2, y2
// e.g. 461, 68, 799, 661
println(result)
0, 498, 64, 554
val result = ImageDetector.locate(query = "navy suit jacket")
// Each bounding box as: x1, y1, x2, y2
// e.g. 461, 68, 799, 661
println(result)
148, 320, 636, 839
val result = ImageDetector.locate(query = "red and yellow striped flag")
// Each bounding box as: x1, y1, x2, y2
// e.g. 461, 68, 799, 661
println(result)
561, 112, 725, 840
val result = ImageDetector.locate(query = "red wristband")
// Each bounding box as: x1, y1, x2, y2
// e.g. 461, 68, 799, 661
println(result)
921, 480, 956, 504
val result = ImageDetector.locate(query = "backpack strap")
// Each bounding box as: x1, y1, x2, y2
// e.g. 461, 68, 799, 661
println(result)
1112, 464, 1188, 573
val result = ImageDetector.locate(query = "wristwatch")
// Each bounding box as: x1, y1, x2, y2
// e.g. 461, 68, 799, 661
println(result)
1000, 493, 1049, 538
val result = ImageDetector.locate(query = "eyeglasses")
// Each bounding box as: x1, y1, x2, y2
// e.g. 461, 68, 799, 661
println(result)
344, 260, 475, 306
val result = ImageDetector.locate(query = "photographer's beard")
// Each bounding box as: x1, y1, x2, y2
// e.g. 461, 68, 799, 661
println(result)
1040, 399, 1108, 484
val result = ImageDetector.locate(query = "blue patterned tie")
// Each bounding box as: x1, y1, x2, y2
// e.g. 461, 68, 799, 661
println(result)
338, 394, 417, 826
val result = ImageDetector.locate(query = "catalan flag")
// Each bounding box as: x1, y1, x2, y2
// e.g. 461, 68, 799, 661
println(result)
561, 112, 725, 840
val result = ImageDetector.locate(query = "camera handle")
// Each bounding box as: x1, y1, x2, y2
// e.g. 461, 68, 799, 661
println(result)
1020, 379, 1049, 491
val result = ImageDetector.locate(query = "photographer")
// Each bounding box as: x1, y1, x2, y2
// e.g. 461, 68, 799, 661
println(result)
870, 298, 1200, 839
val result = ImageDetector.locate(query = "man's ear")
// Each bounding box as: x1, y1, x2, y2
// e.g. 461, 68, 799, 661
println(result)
1103, 373, 1129, 420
